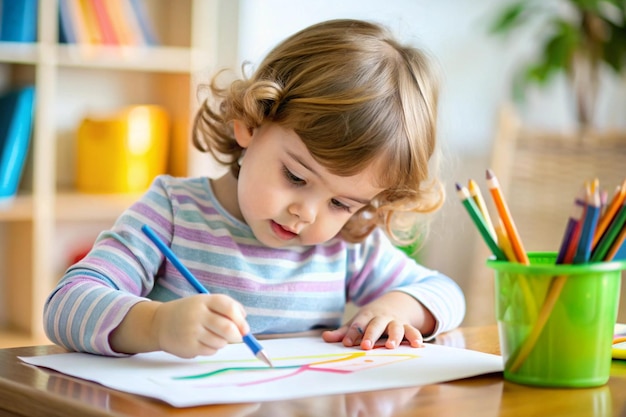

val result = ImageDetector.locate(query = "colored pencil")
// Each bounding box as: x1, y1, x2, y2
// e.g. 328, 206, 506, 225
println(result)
456, 183, 507, 261
605, 226, 626, 261
495, 218, 537, 320
593, 180, 626, 248
507, 274, 567, 373
573, 183, 601, 264
556, 198, 585, 264
508, 184, 588, 371
485, 169, 529, 264
141, 224, 273, 367
468, 179, 496, 239
591, 199, 626, 262
494, 220, 515, 262
563, 209, 586, 264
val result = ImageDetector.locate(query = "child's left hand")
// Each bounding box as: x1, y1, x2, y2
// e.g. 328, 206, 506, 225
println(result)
321, 291, 434, 350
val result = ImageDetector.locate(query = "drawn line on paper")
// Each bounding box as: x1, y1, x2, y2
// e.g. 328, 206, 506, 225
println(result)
165, 350, 421, 388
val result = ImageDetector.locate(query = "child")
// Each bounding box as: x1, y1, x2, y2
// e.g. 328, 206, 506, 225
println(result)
44, 19, 465, 358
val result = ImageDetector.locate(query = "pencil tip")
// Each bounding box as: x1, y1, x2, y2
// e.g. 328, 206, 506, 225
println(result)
455, 182, 462, 191
258, 351, 273, 368
486, 169, 494, 179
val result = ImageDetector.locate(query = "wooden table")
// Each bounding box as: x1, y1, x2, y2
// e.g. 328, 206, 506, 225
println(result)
1, 325, 626, 417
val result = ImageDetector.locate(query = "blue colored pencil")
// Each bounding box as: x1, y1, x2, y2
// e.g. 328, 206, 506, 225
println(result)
573, 184, 601, 264
141, 224, 273, 367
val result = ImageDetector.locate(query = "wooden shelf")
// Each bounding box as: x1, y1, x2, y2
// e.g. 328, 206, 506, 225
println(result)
0, 43, 38, 64
0, 193, 143, 222
55, 192, 143, 221
56, 45, 196, 73
0, 0, 240, 341
0, 329, 47, 349
0, 195, 34, 221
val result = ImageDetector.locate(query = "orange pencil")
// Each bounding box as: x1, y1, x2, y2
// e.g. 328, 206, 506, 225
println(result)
593, 179, 626, 248
485, 169, 529, 265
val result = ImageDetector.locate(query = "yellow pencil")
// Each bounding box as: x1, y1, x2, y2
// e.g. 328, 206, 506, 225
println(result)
468, 179, 496, 240
494, 220, 515, 261
485, 169, 529, 265
495, 220, 537, 318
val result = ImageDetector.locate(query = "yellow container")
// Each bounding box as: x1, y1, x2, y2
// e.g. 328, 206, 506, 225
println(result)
76, 105, 170, 193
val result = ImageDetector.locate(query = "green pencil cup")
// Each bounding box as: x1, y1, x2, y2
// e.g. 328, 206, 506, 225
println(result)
487, 252, 626, 388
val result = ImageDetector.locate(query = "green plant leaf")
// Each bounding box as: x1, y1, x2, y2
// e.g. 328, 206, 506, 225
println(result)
603, 22, 626, 71
544, 20, 579, 69
488, 1, 531, 34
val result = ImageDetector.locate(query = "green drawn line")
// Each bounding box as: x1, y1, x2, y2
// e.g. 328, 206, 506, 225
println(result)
174, 365, 301, 380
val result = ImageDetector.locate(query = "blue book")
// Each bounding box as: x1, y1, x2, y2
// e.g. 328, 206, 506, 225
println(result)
0, 0, 38, 42
58, 0, 76, 44
0, 86, 35, 203
129, 0, 158, 45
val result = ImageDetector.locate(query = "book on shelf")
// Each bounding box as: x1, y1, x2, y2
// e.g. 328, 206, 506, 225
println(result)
0, 86, 35, 206
89, 0, 118, 44
128, 0, 157, 45
0, 0, 38, 43
58, 0, 77, 43
59, 0, 90, 44
78, 0, 104, 44
58, 0, 158, 46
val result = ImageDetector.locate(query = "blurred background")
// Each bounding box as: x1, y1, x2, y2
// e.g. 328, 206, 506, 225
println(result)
0, 0, 624, 347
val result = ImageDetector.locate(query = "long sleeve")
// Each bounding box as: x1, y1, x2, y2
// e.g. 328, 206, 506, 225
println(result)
345, 229, 465, 339
43, 176, 182, 356
44, 175, 465, 356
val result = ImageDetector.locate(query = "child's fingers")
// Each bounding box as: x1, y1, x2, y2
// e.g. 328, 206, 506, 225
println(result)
203, 312, 244, 343
204, 294, 250, 336
403, 325, 424, 348
322, 322, 364, 347
321, 326, 347, 343
382, 321, 404, 349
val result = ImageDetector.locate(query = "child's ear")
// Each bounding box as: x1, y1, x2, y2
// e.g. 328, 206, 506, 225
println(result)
233, 120, 253, 147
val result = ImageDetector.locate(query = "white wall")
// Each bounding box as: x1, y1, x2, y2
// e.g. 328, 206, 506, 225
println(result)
238, 0, 625, 148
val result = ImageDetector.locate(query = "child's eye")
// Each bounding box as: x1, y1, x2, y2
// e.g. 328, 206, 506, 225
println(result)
282, 166, 305, 185
330, 198, 352, 213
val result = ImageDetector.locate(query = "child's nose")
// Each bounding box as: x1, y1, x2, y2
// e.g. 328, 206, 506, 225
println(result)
288, 200, 317, 223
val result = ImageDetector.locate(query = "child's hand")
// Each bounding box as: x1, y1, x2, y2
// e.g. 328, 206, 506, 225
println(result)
152, 294, 249, 358
321, 292, 434, 350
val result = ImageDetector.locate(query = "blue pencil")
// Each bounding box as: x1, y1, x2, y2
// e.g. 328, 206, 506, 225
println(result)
141, 224, 273, 367
573, 185, 601, 264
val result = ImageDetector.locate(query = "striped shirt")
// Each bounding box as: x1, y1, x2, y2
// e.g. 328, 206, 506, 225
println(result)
44, 175, 465, 356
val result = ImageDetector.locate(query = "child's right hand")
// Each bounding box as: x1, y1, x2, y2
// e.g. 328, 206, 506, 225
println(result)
152, 294, 250, 358
110, 293, 250, 358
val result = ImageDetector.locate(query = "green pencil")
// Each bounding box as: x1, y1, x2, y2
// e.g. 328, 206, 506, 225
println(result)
456, 182, 507, 261
591, 199, 626, 262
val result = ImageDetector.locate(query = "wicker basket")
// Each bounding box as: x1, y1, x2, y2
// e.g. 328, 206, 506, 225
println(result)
491, 107, 626, 253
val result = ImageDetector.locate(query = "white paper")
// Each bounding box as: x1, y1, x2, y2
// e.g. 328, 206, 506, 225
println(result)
20, 337, 503, 408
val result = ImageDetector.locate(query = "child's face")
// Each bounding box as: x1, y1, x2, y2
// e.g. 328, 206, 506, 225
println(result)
236, 123, 385, 248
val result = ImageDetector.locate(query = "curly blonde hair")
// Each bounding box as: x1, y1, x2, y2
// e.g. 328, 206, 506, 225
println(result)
193, 19, 444, 245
